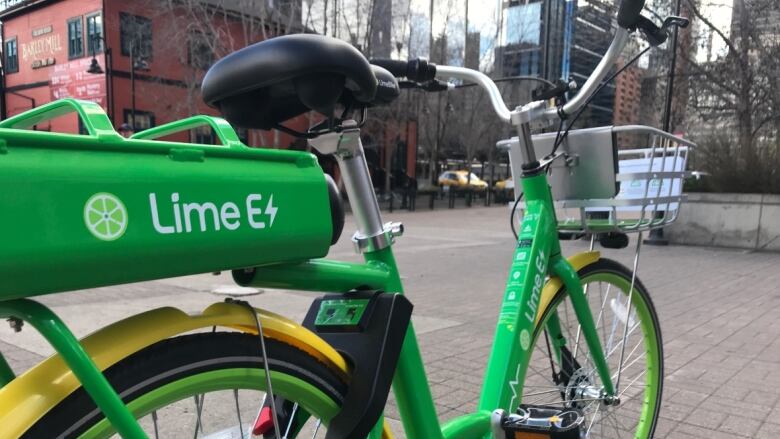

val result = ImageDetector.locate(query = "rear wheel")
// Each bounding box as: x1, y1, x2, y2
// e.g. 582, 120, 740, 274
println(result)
24, 332, 347, 438
522, 258, 663, 438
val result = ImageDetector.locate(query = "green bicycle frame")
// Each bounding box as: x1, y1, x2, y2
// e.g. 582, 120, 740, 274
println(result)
0, 100, 617, 439
475, 172, 615, 414
249, 171, 616, 438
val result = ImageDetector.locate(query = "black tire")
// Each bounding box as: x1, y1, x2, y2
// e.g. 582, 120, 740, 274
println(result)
23, 332, 347, 438
524, 258, 663, 438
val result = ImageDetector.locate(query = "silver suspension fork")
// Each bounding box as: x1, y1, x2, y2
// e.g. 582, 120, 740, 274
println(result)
310, 120, 403, 253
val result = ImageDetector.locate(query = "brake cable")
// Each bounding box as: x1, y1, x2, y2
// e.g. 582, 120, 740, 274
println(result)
233, 299, 282, 439
549, 44, 653, 159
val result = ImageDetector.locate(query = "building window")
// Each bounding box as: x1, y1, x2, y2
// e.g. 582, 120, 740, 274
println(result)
5, 38, 18, 73
235, 126, 249, 145
192, 126, 216, 144
68, 17, 84, 59
123, 109, 155, 131
120, 13, 152, 60
78, 118, 89, 135
188, 32, 214, 70
86, 13, 103, 54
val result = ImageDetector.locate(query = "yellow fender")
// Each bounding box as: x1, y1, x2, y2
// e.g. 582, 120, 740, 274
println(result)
535, 251, 601, 326
0, 301, 399, 438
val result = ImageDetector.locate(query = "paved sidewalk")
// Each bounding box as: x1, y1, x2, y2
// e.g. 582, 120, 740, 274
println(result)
2, 205, 780, 438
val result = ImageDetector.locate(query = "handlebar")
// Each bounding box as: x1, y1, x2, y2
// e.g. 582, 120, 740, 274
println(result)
369, 58, 437, 82
432, 27, 631, 126
617, 0, 647, 29
378, 0, 644, 128
434, 65, 513, 123
430, 27, 630, 125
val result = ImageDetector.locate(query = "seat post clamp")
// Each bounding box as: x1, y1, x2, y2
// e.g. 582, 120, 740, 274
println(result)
352, 221, 404, 253
308, 120, 362, 158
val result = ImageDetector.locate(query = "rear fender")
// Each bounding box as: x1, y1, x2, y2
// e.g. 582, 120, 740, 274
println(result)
0, 302, 350, 438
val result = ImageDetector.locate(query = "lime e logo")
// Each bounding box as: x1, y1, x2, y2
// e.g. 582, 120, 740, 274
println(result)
84, 193, 128, 241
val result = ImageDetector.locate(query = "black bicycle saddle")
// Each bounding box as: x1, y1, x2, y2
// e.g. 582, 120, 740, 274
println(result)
202, 34, 378, 130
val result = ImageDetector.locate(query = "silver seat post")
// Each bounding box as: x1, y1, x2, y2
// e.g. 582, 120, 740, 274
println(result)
309, 120, 402, 253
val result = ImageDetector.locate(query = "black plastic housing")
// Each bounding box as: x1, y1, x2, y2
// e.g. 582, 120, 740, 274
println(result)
303, 291, 413, 439
617, 0, 646, 29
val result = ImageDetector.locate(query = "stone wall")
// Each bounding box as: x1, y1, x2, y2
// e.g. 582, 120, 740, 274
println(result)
666, 193, 780, 251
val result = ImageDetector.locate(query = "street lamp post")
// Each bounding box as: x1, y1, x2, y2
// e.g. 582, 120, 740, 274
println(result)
130, 43, 136, 130
645, 0, 683, 246
86, 35, 113, 122
127, 42, 149, 132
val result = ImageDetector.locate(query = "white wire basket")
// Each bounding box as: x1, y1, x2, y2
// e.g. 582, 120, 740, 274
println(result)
500, 125, 696, 234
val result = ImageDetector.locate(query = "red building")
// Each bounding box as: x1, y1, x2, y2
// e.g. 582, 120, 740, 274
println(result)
0, 0, 312, 146
0, 0, 417, 181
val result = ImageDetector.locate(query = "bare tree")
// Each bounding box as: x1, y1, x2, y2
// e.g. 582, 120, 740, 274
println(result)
683, 0, 780, 192
136, 0, 303, 145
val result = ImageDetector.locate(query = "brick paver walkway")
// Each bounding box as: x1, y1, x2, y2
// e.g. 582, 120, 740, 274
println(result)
2, 205, 779, 438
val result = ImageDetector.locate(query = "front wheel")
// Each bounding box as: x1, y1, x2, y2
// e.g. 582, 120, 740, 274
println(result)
522, 258, 663, 438
23, 332, 348, 438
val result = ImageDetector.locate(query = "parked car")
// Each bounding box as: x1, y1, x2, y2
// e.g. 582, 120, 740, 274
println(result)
494, 177, 515, 202
438, 170, 489, 191
494, 177, 514, 191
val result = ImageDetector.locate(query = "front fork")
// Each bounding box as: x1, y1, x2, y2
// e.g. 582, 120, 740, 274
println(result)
512, 120, 616, 404
547, 256, 616, 398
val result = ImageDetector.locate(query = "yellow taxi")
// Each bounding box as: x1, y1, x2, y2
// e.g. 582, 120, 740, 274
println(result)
494, 177, 515, 202
494, 177, 514, 191
438, 170, 489, 191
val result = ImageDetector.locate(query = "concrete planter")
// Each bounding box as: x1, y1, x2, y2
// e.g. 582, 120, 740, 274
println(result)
666, 193, 780, 251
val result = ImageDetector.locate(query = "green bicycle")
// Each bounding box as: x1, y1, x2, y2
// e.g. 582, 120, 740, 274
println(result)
0, 0, 694, 437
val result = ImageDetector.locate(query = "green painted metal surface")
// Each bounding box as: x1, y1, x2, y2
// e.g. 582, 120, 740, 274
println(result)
533, 270, 663, 438
0, 353, 15, 387
0, 299, 146, 438
130, 115, 243, 148
478, 173, 557, 413
440, 411, 492, 439
0, 99, 121, 140
0, 99, 334, 299
550, 256, 615, 396
234, 259, 391, 293
364, 246, 445, 439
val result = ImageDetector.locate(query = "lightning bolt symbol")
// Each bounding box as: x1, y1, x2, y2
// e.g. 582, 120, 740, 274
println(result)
508, 363, 521, 412
265, 194, 277, 227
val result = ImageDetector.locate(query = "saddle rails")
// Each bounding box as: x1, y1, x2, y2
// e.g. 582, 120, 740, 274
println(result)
0, 99, 340, 300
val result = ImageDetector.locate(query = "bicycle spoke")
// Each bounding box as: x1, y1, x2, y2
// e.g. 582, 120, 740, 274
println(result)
526, 363, 560, 388
605, 325, 641, 362
523, 387, 563, 397
312, 419, 322, 438
523, 263, 660, 439
586, 403, 601, 435
284, 403, 300, 438
617, 369, 647, 399
233, 389, 244, 438
193, 394, 205, 438
151, 410, 160, 439
595, 283, 612, 352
